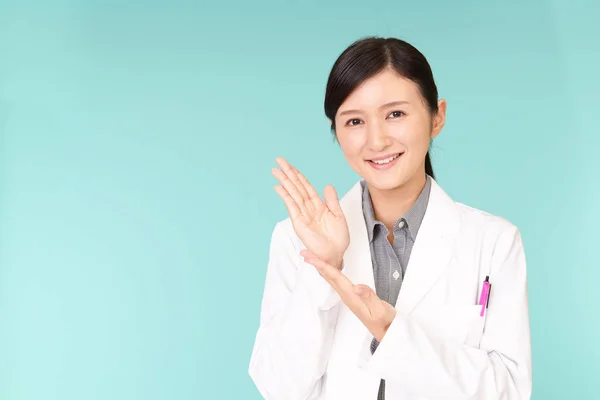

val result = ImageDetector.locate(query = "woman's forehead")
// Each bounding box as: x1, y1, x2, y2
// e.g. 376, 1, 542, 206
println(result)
339, 70, 422, 112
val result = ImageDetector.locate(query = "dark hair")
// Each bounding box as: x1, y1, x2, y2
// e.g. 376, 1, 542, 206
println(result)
324, 36, 438, 179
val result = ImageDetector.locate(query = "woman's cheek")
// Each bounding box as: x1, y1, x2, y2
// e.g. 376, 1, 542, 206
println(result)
339, 132, 366, 155
401, 124, 431, 152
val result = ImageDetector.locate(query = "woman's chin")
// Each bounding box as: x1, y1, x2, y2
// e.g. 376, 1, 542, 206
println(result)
363, 174, 408, 191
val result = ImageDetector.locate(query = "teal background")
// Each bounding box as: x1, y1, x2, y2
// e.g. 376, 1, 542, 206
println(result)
0, 0, 597, 399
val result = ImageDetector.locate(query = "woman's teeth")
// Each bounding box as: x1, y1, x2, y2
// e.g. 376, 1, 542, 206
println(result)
371, 153, 400, 164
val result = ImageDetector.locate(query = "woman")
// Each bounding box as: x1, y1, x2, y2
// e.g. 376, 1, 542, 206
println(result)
248, 37, 532, 400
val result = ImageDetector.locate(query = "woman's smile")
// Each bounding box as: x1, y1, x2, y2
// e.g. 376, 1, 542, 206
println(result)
366, 152, 403, 170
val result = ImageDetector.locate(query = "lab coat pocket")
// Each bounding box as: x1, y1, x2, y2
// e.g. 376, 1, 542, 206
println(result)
426, 305, 485, 348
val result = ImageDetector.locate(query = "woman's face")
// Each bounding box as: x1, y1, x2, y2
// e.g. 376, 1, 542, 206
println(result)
333, 68, 446, 191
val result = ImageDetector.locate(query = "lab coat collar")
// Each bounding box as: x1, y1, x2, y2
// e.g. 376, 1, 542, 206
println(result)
339, 177, 461, 314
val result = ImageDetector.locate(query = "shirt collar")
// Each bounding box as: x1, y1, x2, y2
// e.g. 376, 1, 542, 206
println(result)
361, 175, 432, 243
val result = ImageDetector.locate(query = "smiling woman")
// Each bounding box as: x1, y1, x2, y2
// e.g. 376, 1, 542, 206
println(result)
249, 37, 532, 400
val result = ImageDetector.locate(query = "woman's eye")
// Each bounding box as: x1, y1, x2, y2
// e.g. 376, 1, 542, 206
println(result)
389, 111, 404, 118
346, 118, 362, 126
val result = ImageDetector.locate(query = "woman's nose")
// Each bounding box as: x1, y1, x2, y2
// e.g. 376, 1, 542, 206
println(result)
366, 125, 391, 152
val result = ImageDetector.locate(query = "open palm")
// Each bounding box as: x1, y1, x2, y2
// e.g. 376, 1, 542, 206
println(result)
272, 157, 350, 269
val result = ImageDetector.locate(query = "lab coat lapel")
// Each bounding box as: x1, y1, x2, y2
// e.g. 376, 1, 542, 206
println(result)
394, 178, 461, 315
339, 181, 375, 290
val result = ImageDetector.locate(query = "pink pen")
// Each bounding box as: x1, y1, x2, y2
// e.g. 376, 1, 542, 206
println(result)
478, 276, 492, 317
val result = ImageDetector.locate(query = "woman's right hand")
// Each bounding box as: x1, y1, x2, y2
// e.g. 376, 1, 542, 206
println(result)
272, 157, 350, 270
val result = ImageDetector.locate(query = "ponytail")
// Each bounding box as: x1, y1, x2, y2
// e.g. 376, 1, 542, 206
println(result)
425, 151, 435, 180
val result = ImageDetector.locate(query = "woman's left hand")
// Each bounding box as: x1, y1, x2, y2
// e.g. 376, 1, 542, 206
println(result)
301, 249, 397, 342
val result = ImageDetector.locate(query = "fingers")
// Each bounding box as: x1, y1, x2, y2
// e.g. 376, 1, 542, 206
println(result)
304, 256, 341, 282
354, 284, 381, 318
272, 167, 307, 215
353, 284, 372, 297
355, 284, 396, 324
276, 158, 310, 203
299, 249, 314, 259
304, 255, 395, 342
303, 257, 359, 305
273, 158, 309, 214
300, 249, 328, 261
274, 184, 301, 220
293, 166, 324, 210
323, 185, 343, 218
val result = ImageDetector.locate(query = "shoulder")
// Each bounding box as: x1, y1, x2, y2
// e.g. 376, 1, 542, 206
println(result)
454, 202, 525, 260
455, 202, 519, 235
430, 176, 523, 248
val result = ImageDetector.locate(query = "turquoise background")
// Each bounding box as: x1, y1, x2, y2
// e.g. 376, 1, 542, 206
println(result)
0, 1, 598, 399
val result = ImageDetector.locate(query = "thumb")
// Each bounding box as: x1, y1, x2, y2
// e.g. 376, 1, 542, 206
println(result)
354, 284, 379, 306
354, 284, 395, 324
323, 184, 343, 217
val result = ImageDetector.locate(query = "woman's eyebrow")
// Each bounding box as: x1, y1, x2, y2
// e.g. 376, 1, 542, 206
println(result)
380, 100, 410, 109
338, 100, 410, 117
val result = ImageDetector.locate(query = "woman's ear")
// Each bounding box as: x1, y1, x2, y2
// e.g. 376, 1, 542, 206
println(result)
431, 99, 447, 139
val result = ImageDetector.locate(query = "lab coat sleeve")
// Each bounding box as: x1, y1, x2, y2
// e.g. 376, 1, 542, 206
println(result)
363, 225, 532, 399
248, 220, 342, 400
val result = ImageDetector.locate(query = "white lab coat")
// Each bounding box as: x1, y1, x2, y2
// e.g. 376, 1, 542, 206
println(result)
249, 177, 532, 399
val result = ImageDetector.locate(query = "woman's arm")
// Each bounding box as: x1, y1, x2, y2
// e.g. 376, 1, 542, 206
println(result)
362, 225, 532, 399
249, 220, 342, 400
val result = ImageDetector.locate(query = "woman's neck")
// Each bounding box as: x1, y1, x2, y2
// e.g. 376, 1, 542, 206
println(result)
367, 173, 428, 231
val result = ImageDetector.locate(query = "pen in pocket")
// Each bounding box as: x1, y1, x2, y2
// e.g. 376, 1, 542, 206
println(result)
478, 276, 492, 317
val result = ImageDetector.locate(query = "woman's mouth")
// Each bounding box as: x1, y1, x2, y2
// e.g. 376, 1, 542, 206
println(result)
367, 153, 402, 170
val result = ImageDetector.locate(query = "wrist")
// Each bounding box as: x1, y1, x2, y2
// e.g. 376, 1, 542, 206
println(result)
330, 254, 344, 270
